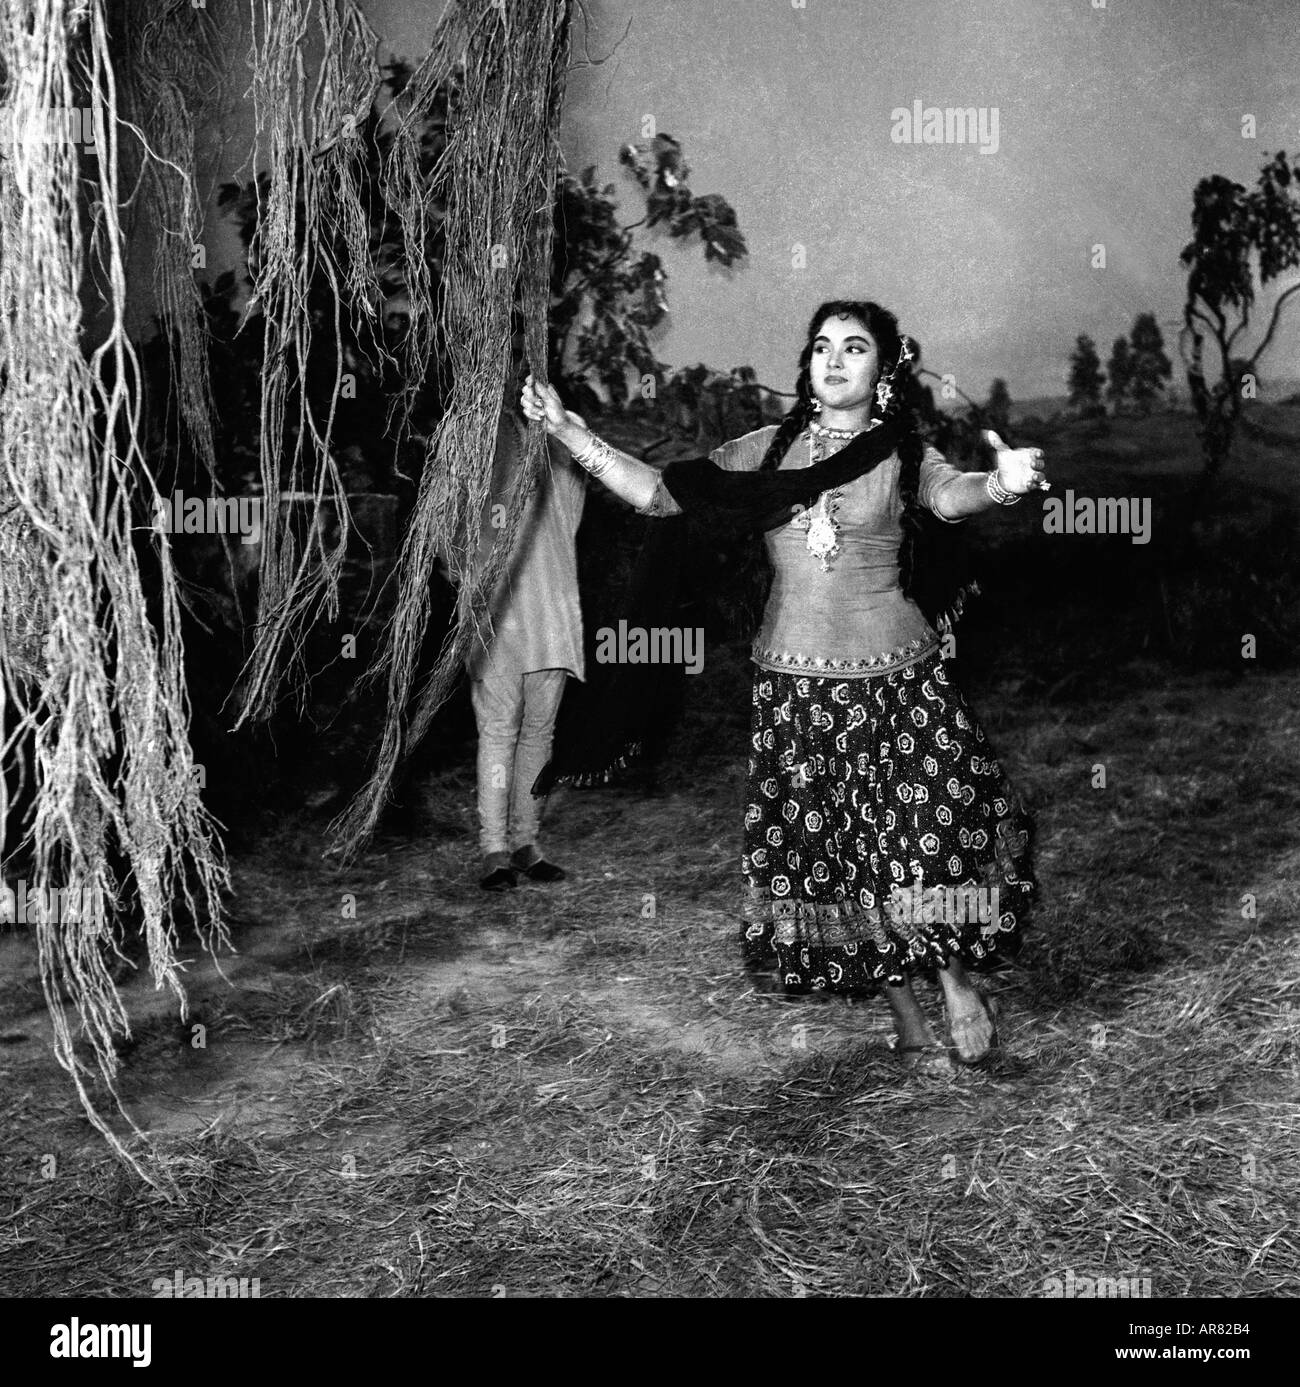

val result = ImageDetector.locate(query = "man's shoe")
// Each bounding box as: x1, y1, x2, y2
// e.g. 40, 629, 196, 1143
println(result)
521, 859, 566, 882
511, 846, 566, 882
480, 866, 518, 891
480, 852, 518, 891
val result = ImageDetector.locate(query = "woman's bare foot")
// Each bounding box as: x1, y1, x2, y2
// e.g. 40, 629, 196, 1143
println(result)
883, 978, 954, 1073
896, 1042, 953, 1075
937, 958, 998, 1063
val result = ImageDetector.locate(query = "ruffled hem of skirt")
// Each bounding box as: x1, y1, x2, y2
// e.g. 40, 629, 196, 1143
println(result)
740, 829, 1036, 994
740, 900, 1029, 994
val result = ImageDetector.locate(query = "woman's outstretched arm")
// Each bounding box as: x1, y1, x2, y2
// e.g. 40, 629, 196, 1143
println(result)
925, 430, 1050, 519
520, 375, 662, 512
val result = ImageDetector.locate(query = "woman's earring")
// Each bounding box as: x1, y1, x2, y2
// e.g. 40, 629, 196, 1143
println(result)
810, 397, 822, 415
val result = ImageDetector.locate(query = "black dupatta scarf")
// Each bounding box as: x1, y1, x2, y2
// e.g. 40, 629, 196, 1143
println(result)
659, 415, 907, 530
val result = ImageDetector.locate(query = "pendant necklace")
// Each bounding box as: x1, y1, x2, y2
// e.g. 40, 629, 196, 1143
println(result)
797, 420, 864, 573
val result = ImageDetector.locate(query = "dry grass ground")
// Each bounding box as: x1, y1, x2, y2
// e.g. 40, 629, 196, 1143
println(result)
0, 406, 1298, 1298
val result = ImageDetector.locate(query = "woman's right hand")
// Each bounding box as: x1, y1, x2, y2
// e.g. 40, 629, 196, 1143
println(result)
521, 374, 572, 436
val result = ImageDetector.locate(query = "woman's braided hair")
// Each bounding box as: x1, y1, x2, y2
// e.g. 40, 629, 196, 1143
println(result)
757, 299, 929, 601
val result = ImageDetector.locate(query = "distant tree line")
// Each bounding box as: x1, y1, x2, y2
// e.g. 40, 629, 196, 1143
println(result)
1067, 314, 1173, 418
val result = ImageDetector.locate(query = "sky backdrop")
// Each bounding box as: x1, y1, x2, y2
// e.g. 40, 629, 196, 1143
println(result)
294, 0, 1300, 401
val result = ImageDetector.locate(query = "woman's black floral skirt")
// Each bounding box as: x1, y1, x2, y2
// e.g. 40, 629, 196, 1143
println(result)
740, 657, 1035, 993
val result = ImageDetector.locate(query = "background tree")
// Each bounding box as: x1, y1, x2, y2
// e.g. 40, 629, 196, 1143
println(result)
1068, 333, 1106, 416
1180, 149, 1300, 478
1106, 336, 1134, 414
549, 133, 747, 418
1127, 312, 1173, 413
985, 377, 1012, 433
726, 364, 767, 433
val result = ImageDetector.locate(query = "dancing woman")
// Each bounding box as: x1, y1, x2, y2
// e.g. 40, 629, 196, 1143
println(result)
521, 300, 1043, 1071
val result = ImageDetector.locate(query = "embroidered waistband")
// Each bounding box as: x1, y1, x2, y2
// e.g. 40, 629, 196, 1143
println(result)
750, 632, 940, 678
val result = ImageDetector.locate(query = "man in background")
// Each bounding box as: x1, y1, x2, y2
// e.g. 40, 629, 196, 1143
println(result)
458, 333, 586, 891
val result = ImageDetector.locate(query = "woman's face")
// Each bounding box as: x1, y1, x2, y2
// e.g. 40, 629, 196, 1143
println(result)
809, 315, 881, 413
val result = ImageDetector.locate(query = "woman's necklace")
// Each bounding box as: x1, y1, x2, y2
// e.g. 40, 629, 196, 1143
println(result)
795, 420, 866, 573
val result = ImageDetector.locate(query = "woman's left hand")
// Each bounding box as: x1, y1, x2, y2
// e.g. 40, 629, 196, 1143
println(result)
521, 375, 572, 434
983, 430, 1050, 494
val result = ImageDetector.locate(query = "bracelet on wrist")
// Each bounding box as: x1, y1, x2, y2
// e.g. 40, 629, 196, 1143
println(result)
572, 432, 618, 479
986, 470, 1021, 506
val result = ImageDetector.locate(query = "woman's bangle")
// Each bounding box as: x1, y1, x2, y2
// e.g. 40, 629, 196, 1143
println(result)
571, 432, 619, 479
986, 470, 1021, 506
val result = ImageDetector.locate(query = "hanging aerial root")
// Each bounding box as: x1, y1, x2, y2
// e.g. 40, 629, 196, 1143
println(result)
330, 0, 573, 861
112, 0, 227, 484
230, 0, 385, 724
0, 0, 230, 1191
